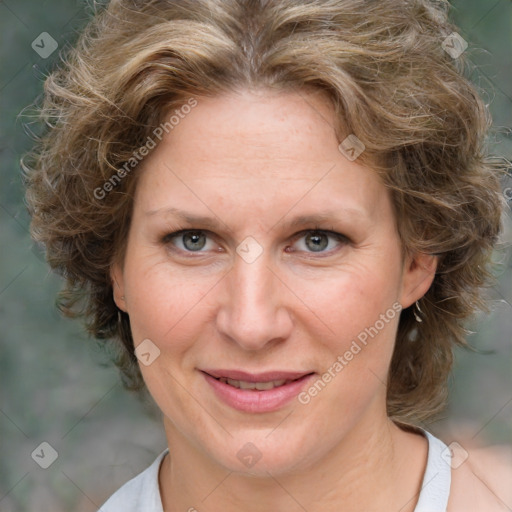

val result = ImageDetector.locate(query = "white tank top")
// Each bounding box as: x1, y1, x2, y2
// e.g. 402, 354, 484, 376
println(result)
98, 430, 451, 511
414, 430, 451, 511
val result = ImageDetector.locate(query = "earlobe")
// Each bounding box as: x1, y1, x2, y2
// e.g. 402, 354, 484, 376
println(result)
110, 263, 127, 312
400, 252, 438, 309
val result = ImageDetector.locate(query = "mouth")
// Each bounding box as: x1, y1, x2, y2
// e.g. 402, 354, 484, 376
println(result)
213, 377, 301, 390
202, 369, 313, 388
200, 369, 315, 413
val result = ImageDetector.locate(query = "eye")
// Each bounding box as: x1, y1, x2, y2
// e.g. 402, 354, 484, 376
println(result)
289, 229, 348, 254
163, 230, 216, 252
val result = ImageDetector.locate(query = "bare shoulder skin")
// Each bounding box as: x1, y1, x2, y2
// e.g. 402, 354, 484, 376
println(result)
448, 444, 512, 511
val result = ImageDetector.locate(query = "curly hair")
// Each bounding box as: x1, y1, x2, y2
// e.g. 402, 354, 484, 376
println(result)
23, 0, 504, 424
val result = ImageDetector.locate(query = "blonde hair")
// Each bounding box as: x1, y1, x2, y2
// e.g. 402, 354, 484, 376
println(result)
24, 0, 504, 423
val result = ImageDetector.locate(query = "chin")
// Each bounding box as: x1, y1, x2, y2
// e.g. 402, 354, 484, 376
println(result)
203, 427, 328, 477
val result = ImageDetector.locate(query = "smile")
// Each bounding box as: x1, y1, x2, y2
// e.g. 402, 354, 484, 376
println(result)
201, 370, 315, 413
216, 377, 292, 390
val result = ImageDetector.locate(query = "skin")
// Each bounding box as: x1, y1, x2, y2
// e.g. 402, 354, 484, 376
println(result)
111, 88, 441, 511
448, 443, 512, 511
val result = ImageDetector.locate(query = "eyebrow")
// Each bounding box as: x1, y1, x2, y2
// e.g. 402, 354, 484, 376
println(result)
145, 207, 366, 232
277, 210, 364, 231
145, 207, 225, 230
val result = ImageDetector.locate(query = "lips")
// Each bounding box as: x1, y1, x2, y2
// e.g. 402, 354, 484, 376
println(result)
217, 378, 290, 390
201, 369, 315, 413
202, 369, 311, 382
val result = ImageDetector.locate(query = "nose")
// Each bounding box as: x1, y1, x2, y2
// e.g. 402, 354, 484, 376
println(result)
215, 256, 293, 351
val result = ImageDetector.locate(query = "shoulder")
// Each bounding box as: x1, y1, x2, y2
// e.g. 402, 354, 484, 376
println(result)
448, 443, 512, 512
98, 450, 167, 512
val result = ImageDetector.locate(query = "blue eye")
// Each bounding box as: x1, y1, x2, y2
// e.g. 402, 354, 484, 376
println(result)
291, 230, 348, 254
304, 232, 329, 252
165, 230, 214, 252
162, 228, 348, 256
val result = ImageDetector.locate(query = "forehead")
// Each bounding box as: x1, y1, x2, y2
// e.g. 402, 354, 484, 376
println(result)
135, 89, 390, 225
160, 89, 345, 176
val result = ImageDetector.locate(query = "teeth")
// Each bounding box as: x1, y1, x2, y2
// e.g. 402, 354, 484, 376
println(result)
219, 378, 289, 390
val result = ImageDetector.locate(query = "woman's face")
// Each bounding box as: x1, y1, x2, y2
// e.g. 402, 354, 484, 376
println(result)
112, 89, 435, 475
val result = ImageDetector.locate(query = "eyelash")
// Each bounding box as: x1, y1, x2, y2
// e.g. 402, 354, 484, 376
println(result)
161, 226, 350, 257
288, 227, 350, 256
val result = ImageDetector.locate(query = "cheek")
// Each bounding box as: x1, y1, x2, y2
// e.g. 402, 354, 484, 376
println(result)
122, 252, 216, 352
293, 259, 402, 401
122, 257, 219, 418
295, 260, 402, 344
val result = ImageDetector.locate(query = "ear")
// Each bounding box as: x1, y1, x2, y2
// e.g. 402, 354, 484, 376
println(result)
399, 251, 438, 308
110, 262, 127, 312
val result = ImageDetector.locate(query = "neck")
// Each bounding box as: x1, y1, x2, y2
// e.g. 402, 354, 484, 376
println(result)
159, 412, 427, 512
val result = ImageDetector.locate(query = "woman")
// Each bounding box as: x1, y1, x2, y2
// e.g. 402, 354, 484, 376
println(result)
24, 0, 511, 510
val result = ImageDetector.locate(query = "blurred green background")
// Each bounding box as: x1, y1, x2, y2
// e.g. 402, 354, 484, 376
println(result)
1, 1, 511, 510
